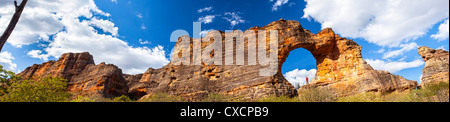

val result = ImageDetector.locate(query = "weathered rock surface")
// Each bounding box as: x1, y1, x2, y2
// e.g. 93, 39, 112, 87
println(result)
295, 28, 417, 96
18, 19, 418, 100
418, 46, 449, 86
130, 19, 417, 99
18, 52, 128, 98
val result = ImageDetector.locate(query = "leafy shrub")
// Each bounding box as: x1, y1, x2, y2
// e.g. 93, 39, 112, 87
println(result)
70, 95, 97, 102
0, 77, 71, 102
112, 95, 133, 102
0, 65, 20, 96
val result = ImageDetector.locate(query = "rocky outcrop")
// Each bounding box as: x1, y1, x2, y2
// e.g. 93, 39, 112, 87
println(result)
18, 19, 418, 100
18, 52, 128, 98
130, 19, 417, 99
294, 28, 417, 96
418, 46, 449, 86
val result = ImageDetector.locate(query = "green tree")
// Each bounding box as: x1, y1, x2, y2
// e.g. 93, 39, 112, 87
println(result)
0, 77, 71, 102
0, 65, 20, 95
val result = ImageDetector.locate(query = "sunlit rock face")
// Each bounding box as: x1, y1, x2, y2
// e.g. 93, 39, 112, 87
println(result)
130, 19, 417, 100
19, 19, 418, 100
18, 52, 129, 98
418, 46, 449, 86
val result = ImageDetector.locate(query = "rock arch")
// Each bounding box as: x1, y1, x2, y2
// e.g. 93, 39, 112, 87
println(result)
17, 19, 418, 100
281, 47, 317, 88
129, 19, 417, 100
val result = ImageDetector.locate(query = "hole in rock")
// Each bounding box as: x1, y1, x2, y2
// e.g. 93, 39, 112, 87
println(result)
282, 48, 317, 89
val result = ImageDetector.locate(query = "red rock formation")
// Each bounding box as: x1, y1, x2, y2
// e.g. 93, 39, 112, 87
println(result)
418, 46, 449, 86
130, 19, 417, 99
18, 19, 418, 100
18, 52, 128, 98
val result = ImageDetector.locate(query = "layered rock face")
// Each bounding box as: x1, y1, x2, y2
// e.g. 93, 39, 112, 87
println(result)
18, 19, 418, 100
294, 28, 417, 96
130, 19, 417, 99
418, 46, 449, 86
18, 52, 128, 98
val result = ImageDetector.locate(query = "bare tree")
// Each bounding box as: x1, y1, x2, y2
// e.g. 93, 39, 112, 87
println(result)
0, 0, 28, 52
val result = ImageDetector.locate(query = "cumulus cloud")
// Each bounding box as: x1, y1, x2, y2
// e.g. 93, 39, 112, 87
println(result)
198, 15, 216, 24
270, 0, 289, 11
88, 18, 119, 36
431, 19, 449, 41
366, 59, 424, 73
223, 12, 246, 28
284, 69, 316, 88
302, 0, 449, 47
0, 1, 65, 47
0, 0, 170, 74
383, 42, 418, 59
0, 51, 18, 72
27, 50, 50, 61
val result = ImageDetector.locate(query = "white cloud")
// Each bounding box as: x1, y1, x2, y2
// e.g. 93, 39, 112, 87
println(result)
141, 23, 147, 30
270, 0, 289, 11
88, 17, 119, 36
383, 42, 418, 59
0, 51, 18, 72
302, 0, 449, 47
139, 39, 150, 45
419, 74, 423, 83
366, 59, 424, 73
198, 6, 213, 13
431, 19, 449, 41
111, 0, 117, 4
198, 15, 216, 24
223, 12, 246, 28
137, 13, 143, 18
0, 1, 65, 47
284, 69, 316, 88
27, 50, 50, 61
376, 48, 385, 53
0, 0, 169, 74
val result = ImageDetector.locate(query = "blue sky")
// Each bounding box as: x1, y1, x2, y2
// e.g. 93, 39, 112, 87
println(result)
0, 0, 448, 86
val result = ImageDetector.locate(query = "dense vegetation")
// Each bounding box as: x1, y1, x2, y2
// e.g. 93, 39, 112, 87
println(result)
0, 65, 132, 102
1, 65, 70, 102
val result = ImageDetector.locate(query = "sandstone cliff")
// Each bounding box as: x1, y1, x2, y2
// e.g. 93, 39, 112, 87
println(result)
18, 52, 128, 98
418, 46, 449, 86
130, 19, 417, 99
18, 19, 419, 100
